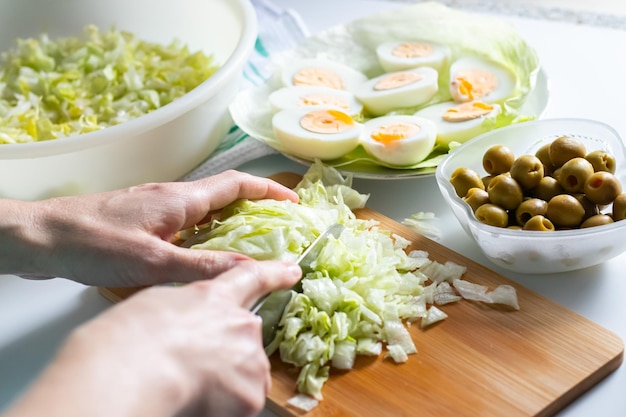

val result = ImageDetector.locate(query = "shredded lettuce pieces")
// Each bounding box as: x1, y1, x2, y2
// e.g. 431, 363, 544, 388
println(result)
190, 160, 367, 261
420, 306, 449, 329
402, 211, 442, 241
453, 279, 520, 310
286, 393, 319, 412
432, 281, 462, 306
186, 161, 519, 400
270, 224, 430, 400
0, 25, 218, 144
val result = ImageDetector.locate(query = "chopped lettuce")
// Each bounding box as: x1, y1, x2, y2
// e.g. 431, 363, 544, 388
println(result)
190, 162, 429, 399
0, 25, 218, 144
190, 159, 367, 261
186, 161, 518, 401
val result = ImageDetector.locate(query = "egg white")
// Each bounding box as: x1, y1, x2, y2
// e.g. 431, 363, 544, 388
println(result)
359, 115, 436, 166
268, 86, 364, 116
354, 67, 439, 117
272, 106, 362, 160
376, 40, 451, 73
414, 101, 502, 146
449, 56, 516, 103
280, 58, 368, 92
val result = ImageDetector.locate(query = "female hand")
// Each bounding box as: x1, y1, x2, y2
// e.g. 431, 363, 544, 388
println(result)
2, 170, 299, 287
2, 259, 302, 417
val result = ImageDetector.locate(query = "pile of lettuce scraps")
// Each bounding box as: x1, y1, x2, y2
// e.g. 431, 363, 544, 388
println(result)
0, 25, 218, 144
188, 161, 519, 404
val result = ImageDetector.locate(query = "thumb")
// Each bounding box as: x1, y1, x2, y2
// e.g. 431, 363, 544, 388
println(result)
158, 246, 254, 284
211, 260, 302, 310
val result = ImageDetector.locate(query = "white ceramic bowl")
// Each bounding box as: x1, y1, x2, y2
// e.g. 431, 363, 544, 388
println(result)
436, 118, 626, 274
0, 0, 256, 200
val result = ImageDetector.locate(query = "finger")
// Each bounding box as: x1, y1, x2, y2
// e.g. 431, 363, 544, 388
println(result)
210, 260, 301, 309
161, 247, 254, 284
207, 170, 299, 205
182, 171, 299, 226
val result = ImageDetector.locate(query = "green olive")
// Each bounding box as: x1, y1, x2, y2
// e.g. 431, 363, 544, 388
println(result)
571, 193, 599, 220
453, 135, 622, 233
581, 214, 614, 228
510, 154, 544, 190
558, 157, 594, 193
535, 143, 555, 175
530, 176, 564, 202
474, 203, 509, 228
584, 171, 622, 205
482, 145, 515, 175
585, 150, 616, 174
612, 193, 626, 221
546, 194, 585, 228
463, 187, 490, 212
522, 215, 555, 231
482, 175, 495, 189
450, 167, 484, 198
549, 136, 587, 167
515, 198, 548, 227
487, 174, 524, 210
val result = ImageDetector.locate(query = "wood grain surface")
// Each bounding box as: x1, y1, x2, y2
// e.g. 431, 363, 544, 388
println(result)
98, 172, 624, 417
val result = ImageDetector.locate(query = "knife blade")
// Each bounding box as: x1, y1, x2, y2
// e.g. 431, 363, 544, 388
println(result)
252, 223, 345, 347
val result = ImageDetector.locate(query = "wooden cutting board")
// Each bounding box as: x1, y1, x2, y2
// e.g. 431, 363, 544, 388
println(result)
98, 172, 624, 417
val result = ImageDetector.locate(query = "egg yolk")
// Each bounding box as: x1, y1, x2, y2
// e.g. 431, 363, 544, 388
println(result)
292, 68, 344, 90
298, 94, 350, 111
374, 71, 423, 91
451, 69, 498, 101
442, 101, 494, 122
371, 122, 420, 145
300, 109, 354, 134
392, 42, 433, 58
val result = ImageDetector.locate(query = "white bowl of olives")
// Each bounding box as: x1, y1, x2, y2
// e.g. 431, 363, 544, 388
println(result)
436, 118, 626, 274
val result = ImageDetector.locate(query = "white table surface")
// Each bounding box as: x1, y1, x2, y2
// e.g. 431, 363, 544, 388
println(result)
1, 1, 625, 416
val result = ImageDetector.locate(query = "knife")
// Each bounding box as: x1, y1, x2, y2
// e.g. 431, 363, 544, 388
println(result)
252, 223, 345, 347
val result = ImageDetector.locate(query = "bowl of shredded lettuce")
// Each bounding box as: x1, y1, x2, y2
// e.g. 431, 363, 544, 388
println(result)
0, 0, 257, 200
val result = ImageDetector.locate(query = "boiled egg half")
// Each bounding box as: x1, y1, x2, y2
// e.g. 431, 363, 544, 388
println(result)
272, 106, 361, 160
280, 58, 368, 92
354, 67, 439, 117
359, 115, 436, 166
449, 56, 516, 103
268, 86, 363, 116
376, 40, 451, 72
414, 100, 502, 146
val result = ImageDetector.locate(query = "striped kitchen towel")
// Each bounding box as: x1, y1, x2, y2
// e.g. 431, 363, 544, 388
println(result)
180, 0, 309, 181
